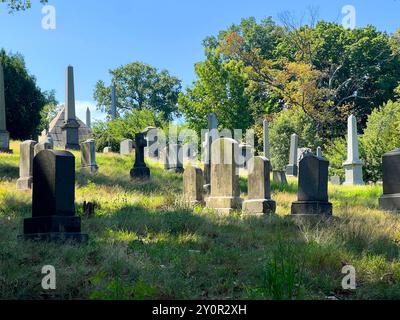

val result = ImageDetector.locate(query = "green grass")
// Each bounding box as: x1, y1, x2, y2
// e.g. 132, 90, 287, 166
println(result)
1, 141, 400, 300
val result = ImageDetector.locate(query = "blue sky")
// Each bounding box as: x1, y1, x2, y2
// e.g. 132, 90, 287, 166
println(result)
0, 0, 399, 121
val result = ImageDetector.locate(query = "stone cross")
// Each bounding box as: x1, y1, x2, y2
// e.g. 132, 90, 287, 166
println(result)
243, 156, 276, 215
120, 139, 133, 155
16, 140, 37, 191
263, 120, 270, 159
111, 83, 117, 120
130, 133, 150, 179
183, 165, 204, 205
61, 66, 80, 150
379, 149, 400, 211
291, 154, 332, 216
86, 107, 91, 129
0, 63, 11, 153
206, 138, 242, 214
343, 115, 364, 185
20, 150, 88, 242
286, 133, 299, 177
81, 139, 98, 173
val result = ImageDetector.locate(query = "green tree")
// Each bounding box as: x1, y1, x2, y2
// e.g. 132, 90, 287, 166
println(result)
0, 0, 47, 12
0, 49, 55, 140
94, 62, 181, 122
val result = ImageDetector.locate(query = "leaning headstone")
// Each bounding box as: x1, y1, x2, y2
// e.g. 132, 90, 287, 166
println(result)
120, 139, 133, 155
379, 149, 400, 211
103, 147, 112, 153
330, 175, 341, 185
0, 63, 11, 153
20, 150, 88, 242
16, 140, 37, 191
130, 133, 150, 179
183, 165, 204, 205
61, 66, 80, 150
343, 115, 364, 185
243, 156, 276, 215
206, 138, 242, 214
165, 143, 184, 173
291, 154, 332, 216
81, 139, 98, 173
273, 170, 288, 185
286, 134, 299, 177
34, 139, 53, 157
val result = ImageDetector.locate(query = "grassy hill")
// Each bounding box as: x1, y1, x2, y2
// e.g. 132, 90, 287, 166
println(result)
1, 141, 400, 300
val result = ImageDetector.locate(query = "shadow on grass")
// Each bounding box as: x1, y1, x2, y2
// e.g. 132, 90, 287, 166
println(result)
0, 163, 19, 180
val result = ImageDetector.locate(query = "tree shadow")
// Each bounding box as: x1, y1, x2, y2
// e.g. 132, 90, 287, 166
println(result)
0, 163, 19, 180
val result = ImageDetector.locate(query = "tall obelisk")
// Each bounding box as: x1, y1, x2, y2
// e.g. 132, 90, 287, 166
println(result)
61, 66, 80, 150
343, 115, 364, 185
111, 83, 117, 120
86, 107, 91, 129
0, 64, 11, 153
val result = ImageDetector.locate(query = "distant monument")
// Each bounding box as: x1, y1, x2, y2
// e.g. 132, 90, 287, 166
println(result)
0, 64, 11, 153
286, 134, 299, 177
111, 83, 117, 120
343, 115, 364, 185
86, 107, 91, 129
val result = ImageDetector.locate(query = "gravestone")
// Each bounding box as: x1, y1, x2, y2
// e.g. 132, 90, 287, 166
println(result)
379, 149, 400, 211
143, 127, 159, 159
61, 66, 80, 150
291, 154, 332, 216
20, 150, 88, 242
183, 165, 204, 205
204, 113, 218, 189
130, 133, 150, 179
206, 138, 242, 214
273, 170, 288, 185
120, 139, 133, 155
238, 144, 253, 169
16, 140, 37, 191
34, 139, 53, 157
81, 139, 98, 173
86, 107, 91, 129
183, 141, 197, 162
103, 147, 112, 153
0, 63, 11, 153
343, 115, 364, 185
165, 143, 184, 173
243, 156, 276, 215
330, 175, 341, 185
286, 134, 299, 177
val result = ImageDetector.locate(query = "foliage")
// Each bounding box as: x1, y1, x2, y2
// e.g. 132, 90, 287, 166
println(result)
0, 0, 47, 12
94, 62, 181, 122
323, 137, 347, 180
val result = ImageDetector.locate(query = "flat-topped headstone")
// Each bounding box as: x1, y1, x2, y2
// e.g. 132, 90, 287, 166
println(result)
0, 63, 11, 153
81, 139, 98, 173
379, 149, 400, 211
291, 154, 332, 216
273, 170, 288, 185
183, 165, 204, 205
16, 140, 37, 191
206, 138, 242, 214
165, 143, 184, 173
130, 133, 150, 179
286, 134, 299, 177
243, 156, 276, 215
343, 115, 364, 185
120, 139, 133, 155
20, 150, 88, 242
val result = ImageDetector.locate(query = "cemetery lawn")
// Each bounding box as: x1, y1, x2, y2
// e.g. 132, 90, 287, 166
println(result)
1, 141, 400, 300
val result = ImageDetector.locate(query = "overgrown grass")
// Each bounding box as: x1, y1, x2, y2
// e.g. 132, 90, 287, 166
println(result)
1, 141, 400, 300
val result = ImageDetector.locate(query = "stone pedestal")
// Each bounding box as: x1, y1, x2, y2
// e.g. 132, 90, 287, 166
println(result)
183, 165, 204, 205
379, 149, 400, 211
16, 140, 37, 191
62, 119, 80, 150
286, 134, 298, 177
81, 139, 98, 173
343, 161, 364, 185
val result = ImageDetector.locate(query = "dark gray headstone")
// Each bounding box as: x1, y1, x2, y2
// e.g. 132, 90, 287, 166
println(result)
130, 133, 150, 179
379, 149, 400, 211
20, 150, 88, 242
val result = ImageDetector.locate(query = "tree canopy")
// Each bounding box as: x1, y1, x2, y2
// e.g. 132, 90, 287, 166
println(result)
0, 0, 48, 12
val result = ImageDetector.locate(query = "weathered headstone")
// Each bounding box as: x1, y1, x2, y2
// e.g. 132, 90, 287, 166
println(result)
61, 66, 80, 150
343, 115, 364, 185
379, 149, 400, 211
243, 156, 276, 215
206, 138, 242, 214
143, 127, 159, 159
183, 141, 197, 162
0, 63, 11, 153
263, 120, 270, 159
111, 83, 117, 120
330, 175, 341, 185
20, 150, 88, 242
16, 140, 37, 191
183, 165, 204, 205
130, 133, 150, 179
86, 107, 91, 129
291, 154, 332, 216
103, 147, 112, 153
273, 170, 288, 185
120, 139, 133, 155
81, 139, 98, 173
34, 139, 53, 157
165, 143, 184, 173
286, 134, 299, 177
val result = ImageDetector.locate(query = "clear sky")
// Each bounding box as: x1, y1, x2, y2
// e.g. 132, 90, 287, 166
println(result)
0, 0, 399, 121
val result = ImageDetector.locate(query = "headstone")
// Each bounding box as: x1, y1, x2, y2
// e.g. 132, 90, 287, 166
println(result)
238, 144, 253, 169
204, 113, 219, 188
16, 140, 37, 191
103, 147, 112, 153
20, 150, 88, 242
379, 149, 400, 211
111, 83, 117, 120
343, 115, 364, 185
291, 154, 332, 216
206, 138, 242, 214
143, 127, 159, 159
263, 120, 270, 159
273, 170, 288, 185
316, 147, 323, 158
330, 175, 341, 185
0, 63, 11, 153
183, 141, 197, 162
243, 156, 276, 215
286, 134, 299, 177
81, 139, 98, 173
130, 133, 150, 179
120, 139, 133, 155
86, 107, 91, 129
61, 66, 80, 150
165, 143, 184, 173
297, 147, 313, 166
183, 165, 204, 205
34, 139, 53, 157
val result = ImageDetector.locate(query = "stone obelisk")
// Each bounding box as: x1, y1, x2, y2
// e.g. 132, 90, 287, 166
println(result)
343, 115, 364, 185
203, 113, 218, 193
111, 83, 117, 120
61, 66, 80, 150
286, 134, 299, 177
0, 64, 11, 153
86, 107, 91, 129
